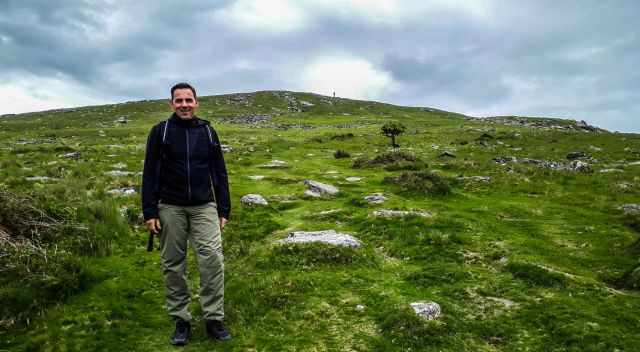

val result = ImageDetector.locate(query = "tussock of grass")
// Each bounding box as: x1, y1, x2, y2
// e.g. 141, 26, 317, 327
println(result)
383, 170, 452, 196
505, 261, 568, 287
353, 151, 426, 171
269, 243, 379, 268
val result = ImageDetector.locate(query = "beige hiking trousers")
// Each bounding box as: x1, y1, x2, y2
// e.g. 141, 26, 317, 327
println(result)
158, 202, 224, 322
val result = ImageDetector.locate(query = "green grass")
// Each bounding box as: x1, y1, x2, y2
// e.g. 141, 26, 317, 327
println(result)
1, 90, 640, 351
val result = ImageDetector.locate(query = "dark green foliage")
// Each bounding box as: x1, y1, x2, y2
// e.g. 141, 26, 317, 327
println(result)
310, 132, 354, 143
505, 261, 568, 287
383, 171, 452, 196
270, 243, 378, 269
618, 265, 640, 289
352, 151, 426, 170
381, 122, 406, 147
333, 149, 351, 159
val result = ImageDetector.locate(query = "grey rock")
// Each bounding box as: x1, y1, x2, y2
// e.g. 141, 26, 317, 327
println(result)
364, 193, 387, 204
107, 187, 136, 196
493, 156, 517, 164
459, 176, 491, 183
619, 204, 640, 216
221, 144, 233, 153
372, 209, 432, 218
111, 162, 127, 169
115, 116, 129, 124
25, 176, 58, 182
568, 160, 591, 172
261, 160, 287, 168
278, 230, 361, 247
60, 151, 81, 159
410, 301, 441, 321
617, 182, 634, 190
241, 194, 268, 206
600, 168, 624, 173
345, 177, 362, 182
104, 170, 134, 177
438, 151, 456, 158
566, 151, 588, 160
304, 180, 339, 196
248, 175, 265, 181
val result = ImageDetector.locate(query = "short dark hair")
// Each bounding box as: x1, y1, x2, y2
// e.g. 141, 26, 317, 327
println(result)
170, 82, 197, 100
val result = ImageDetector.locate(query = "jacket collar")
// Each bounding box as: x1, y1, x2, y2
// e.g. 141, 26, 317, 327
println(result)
169, 113, 209, 127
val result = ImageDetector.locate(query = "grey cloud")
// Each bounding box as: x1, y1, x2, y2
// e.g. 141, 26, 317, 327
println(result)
1, 1, 639, 131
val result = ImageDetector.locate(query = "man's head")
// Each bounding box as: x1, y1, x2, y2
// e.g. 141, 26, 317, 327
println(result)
170, 82, 198, 120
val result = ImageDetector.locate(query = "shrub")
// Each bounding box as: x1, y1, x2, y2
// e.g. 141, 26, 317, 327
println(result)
333, 149, 351, 159
383, 171, 451, 196
353, 151, 426, 170
381, 122, 406, 147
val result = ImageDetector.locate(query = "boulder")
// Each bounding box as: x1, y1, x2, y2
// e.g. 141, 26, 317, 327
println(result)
278, 230, 361, 248
241, 194, 268, 206
410, 301, 441, 320
304, 180, 339, 196
438, 151, 456, 158
107, 187, 136, 196
221, 144, 233, 153
364, 193, 387, 204
459, 176, 491, 183
261, 160, 287, 168
104, 170, 134, 177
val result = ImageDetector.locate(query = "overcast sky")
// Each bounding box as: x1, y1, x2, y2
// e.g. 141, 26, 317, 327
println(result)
1, 0, 638, 132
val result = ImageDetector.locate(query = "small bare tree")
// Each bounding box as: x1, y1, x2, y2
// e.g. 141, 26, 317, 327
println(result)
381, 122, 406, 148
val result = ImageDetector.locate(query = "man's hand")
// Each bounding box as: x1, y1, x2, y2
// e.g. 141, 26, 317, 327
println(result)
146, 218, 162, 234
219, 217, 228, 232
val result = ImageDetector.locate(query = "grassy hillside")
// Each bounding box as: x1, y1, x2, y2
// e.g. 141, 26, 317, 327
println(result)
1, 91, 640, 351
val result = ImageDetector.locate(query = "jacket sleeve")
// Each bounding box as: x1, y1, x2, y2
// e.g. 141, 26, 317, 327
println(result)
141, 124, 162, 220
209, 127, 231, 219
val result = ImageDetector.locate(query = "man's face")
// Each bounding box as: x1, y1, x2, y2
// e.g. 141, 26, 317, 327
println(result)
170, 88, 199, 120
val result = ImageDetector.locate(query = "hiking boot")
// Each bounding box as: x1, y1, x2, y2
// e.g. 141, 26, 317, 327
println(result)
205, 320, 231, 341
171, 319, 191, 346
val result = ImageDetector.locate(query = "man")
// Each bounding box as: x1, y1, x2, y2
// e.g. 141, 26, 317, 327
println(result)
142, 82, 231, 346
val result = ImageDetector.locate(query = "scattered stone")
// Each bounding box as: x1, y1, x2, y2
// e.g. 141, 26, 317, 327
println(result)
438, 151, 456, 158
304, 190, 322, 198
459, 176, 491, 183
566, 151, 588, 160
114, 116, 128, 124
300, 100, 315, 107
60, 151, 81, 159
25, 176, 58, 182
372, 209, 432, 218
261, 160, 287, 168
619, 204, 640, 216
107, 187, 136, 196
104, 170, 134, 177
248, 175, 265, 181
356, 304, 366, 312
345, 177, 362, 182
304, 180, 339, 196
410, 301, 441, 321
493, 156, 517, 165
568, 160, 591, 172
600, 168, 624, 173
364, 193, 387, 204
484, 297, 517, 309
277, 230, 361, 248
589, 145, 603, 152
325, 170, 340, 174
241, 194, 268, 206
221, 144, 233, 153
627, 161, 640, 166
111, 162, 127, 169
617, 182, 634, 190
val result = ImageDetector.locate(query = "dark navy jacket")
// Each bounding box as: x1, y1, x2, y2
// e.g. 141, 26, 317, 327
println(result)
142, 114, 231, 220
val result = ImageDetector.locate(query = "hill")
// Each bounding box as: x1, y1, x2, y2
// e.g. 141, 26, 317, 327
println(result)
1, 90, 640, 351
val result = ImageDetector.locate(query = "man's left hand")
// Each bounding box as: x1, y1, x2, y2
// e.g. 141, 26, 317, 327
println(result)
219, 217, 228, 231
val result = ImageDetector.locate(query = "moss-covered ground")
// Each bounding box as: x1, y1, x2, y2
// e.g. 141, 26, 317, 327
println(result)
1, 91, 640, 351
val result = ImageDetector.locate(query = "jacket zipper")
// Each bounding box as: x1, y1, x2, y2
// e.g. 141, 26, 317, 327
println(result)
185, 129, 192, 201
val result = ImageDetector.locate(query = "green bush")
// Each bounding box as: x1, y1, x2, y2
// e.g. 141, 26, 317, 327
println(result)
383, 171, 451, 196
353, 151, 426, 170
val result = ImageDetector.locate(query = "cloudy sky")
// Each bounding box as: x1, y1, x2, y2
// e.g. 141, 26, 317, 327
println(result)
1, 0, 638, 132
